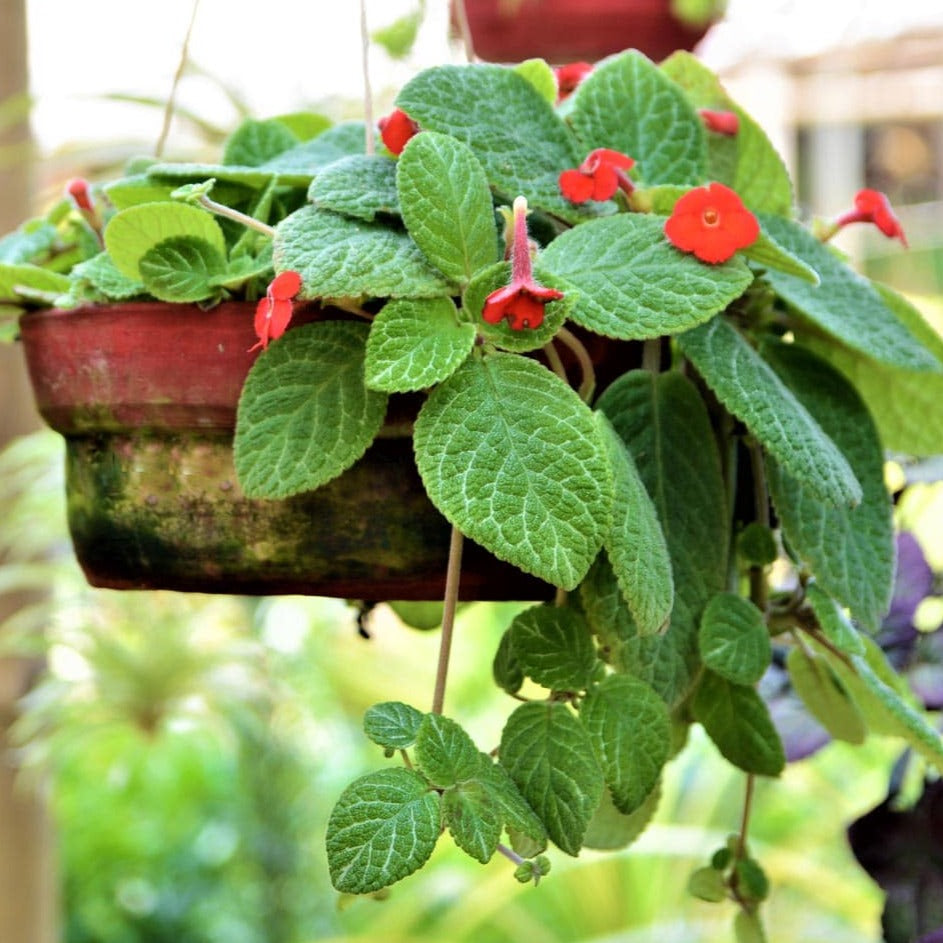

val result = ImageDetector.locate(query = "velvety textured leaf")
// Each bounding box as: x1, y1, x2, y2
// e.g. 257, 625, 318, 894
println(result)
104, 202, 227, 282
499, 701, 604, 855
763, 341, 895, 630
326, 768, 441, 894
69, 253, 144, 301
443, 782, 502, 864
138, 235, 226, 302
413, 354, 611, 590
679, 317, 861, 507
698, 592, 771, 686
540, 214, 753, 340
805, 582, 865, 656
580, 674, 670, 814
761, 214, 940, 372
102, 176, 176, 210
589, 371, 728, 706
397, 131, 498, 285
660, 51, 793, 215
0, 263, 68, 301
569, 50, 706, 186
507, 604, 597, 692
414, 713, 481, 789
264, 122, 366, 173
396, 64, 589, 223
514, 58, 557, 104
743, 230, 819, 284
275, 205, 452, 301
308, 154, 400, 221
476, 754, 548, 853
786, 647, 866, 745
692, 671, 786, 776
234, 321, 388, 499
362, 701, 425, 750
365, 298, 475, 393
493, 630, 524, 695
597, 414, 674, 636
803, 284, 943, 456
582, 782, 660, 851
222, 118, 299, 167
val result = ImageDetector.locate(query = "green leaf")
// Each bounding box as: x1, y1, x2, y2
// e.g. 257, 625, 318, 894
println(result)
326, 768, 441, 894
499, 701, 604, 855
803, 284, 943, 456
786, 647, 866, 745
223, 118, 299, 167
743, 230, 819, 284
104, 202, 227, 282
805, 582, 865, 657
569, 50, 707, 186
514, 58, 558, 104
397, 131, 499, 286
274, 205, 452, 301
763, 341, 894, 630
387, 601, 444, 631
413, 354, 612, 590
691, 671, 786, 776
698, 592, 771, 686
365, 298, 475, 393
263, 122, 366, 173
582, 782, 660, 851
580, 674, 670, 814
660, 51, 793, 215
68, 253, 145, 301
396, 63, 588, 223
760, 214, 940, 373
688, 866, 727, 903
540, 214, 753, 340
476, 755, 548, 853
371, 10, 421, 59
597, 413, 673, 636
0, 263, 72, 301
590, 371, 728, 706
414, 713, 481, 789
270, 111, 332, 141
363, 701, 425, 750
679, 317, 861, 508
308, 154, 400, 222
734, 909, 769, 943
137, 235, 226, 302
234, 321, 388, 499
493, 630, 524, 695
443, 781, 502, 864
507, 604, 597, 691
102, 175, 176, 210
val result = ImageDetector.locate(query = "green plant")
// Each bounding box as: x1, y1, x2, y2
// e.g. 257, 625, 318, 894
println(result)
4, 42, 943, 939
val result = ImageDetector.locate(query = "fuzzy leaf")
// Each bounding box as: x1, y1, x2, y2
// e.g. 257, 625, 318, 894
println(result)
234, 321, 388, 499
413, 354, 612, 590
137, 235, 226, 302
443, 782, 502, 864
363, 701, 425, 750
763, 341, 895, 630
743, 230, 819, 284
365, 297, 475, 392
308, 154, 400, 221
414, 714, 481, 789
679, 316, 861, 507
69, 253, 144, 301
569, 50, 707, 186
263, 122, 366, 173
692, 671, 786, 776
597, 413, 673, 636
0, 263, 69, 301
805, 582, 865, 656
493, 630, 524, 695
583, 782, 661, 851
223, 118, 299, 167
786, 647, 867, 745
698, 592, 771, 686
508, 604, 597, 692
476, 755, 548, 852
274, 205, 451, 301
499, 701, 604, 855
326, 768, 441, 894
761, 214, 940, 373
514, 58, 558, 104
540, 214, 753, 340
397, 131, 498, 285
396, 63, 588, 223
104, 202, 227, 282
580, 675, 671, 814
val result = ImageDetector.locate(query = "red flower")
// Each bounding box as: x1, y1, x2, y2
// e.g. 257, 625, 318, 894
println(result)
65, 177, 94, 211
833, 189, 908, 247
559, 149, 635, 204
482, 196, 564, 331
699, 109, 739, 136
554, 61, 593, 101
664, 182, 759, 264
378, 109, 419, 156
251, 270, 302, 351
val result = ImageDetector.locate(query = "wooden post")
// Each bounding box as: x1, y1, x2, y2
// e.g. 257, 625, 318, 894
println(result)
0, 0, 59, 938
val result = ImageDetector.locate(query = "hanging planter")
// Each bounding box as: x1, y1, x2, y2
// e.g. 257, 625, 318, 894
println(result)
456, 0, 718, 63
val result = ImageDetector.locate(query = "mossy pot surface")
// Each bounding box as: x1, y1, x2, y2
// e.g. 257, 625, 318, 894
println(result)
19, 303, 553, 600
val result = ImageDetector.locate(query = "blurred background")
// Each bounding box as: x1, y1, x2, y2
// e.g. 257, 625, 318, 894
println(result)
1, 1, 942, 940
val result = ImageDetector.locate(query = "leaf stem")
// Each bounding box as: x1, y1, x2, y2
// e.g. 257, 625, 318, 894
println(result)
642, 338, 662, 373
542, 340, 568, 385
496, 843, 524, 866
736, 772, 755, 862
431, 526, 464, 715
555, 327, 596, 402
197, 195, 276, 237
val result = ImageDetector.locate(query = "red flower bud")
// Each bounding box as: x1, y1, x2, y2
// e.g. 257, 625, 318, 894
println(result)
66, 178, 94, 212
559, 149, 635, 204
699, 109, 739, 136
554, 62, 593, 101
378, 109, 419, 156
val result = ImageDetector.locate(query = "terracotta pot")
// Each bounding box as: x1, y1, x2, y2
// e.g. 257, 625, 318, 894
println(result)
457, 0, 712, 64
18, 303, 555, 601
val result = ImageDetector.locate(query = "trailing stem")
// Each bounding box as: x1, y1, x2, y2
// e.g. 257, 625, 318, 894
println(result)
431, 526, 465, 715
156, 0, 201, 158
195, 195, 276, 237
359, 0, 376, 155
555, 327, 596, 403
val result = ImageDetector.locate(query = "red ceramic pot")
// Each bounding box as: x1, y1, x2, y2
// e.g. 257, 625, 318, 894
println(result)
457, 0, 713, 64
18, 302, 553, 601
